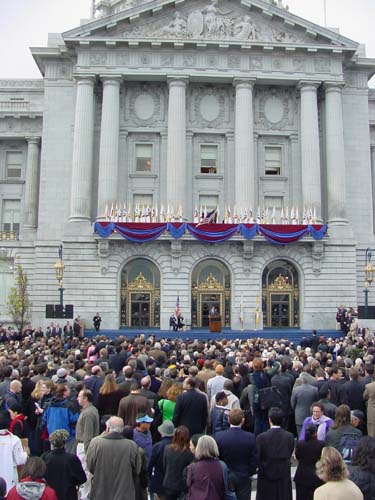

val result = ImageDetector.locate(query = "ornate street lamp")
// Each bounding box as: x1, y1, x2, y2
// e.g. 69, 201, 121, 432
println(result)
54, 244, 65, 308
364, 247, 375, 318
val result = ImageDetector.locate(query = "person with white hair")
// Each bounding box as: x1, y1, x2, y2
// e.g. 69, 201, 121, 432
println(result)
87, 416, 142, 500
186, 435, 226, 499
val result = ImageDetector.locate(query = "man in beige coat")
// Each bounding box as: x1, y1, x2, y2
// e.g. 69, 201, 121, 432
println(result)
363, 379, 375, 436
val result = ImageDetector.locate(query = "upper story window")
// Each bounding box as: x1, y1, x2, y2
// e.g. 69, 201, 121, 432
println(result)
135, 144, 153, 172
133, 194, 153, 208
0, 260, 14, 312
6, 151, 23, 179
2, 200, 20, 235
200, 145, 218, 174
264, 146, 282, 176
199, 194, 218, 213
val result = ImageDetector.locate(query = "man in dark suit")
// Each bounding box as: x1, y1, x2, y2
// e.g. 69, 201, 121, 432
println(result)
271, 360, 294, 430
256, 407, 295, 500
344, 367, 366, 412
173, 377, 207, 435
215, 408, 257, 500
318, 366, 347, 407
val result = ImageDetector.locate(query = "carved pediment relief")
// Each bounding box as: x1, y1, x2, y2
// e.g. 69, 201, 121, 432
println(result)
69, 0, 358, 50
104, 2, 317, 45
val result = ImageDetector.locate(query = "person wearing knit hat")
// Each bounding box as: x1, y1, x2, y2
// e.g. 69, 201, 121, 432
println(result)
149, 421, 175, 497
49, 429, 69, 449
42, 429, 86, 500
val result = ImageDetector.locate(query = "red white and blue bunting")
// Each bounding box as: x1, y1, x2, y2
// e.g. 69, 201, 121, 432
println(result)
94, 222, 327, 246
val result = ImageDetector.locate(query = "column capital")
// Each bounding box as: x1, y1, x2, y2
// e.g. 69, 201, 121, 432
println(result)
298, 80, 321, 91
167, 76, 189, 88
99, 74, 122, 86
25, 136, 41, 144
323, 80, 345, 93
233, 78, 256, 90
72, 74, 96, 84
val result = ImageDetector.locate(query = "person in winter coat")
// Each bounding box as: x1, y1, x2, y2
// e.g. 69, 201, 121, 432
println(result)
8, 401, 29, 442
42, 384, 79, 452
187, 435, 226, 500
162, 425, 194, 499
210, 391, 229, 436
348, 436, 375, 500
314, 447, 363, 500
42, 429, 86, 500
294, 423, 324, 500
249, 358, 280, 436
0, 410, 27, 494
7, 457, 57, 500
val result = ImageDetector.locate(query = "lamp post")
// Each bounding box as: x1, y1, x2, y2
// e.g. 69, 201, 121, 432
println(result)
54, 244, 65, 309
364, 247, 375, 319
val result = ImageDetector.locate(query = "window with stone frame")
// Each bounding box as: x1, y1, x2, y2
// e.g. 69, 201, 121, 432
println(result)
264, 196, 284, 221
200, 145, 218, 174
133, 194, 153, 208
1, 200, 20, 234
5, 151, 23, 179
0, 259, 14, 313
199, 194, 219, 213
135, 143, 153, 172
264, 146, 282, 175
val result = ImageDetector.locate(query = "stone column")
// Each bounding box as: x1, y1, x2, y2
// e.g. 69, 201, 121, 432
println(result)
324, 82, 347, 225
225, 132, 235, 209
234, 78, 255, 211
24, 137, 40, 229
97, 76, 121, 219
186, 131, 194, 220
166, 77, 188, 216
299, 81, 322, 219
69, 76, 95, 221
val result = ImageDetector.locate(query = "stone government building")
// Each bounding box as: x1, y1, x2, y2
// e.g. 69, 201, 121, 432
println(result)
0, 0, 375, 331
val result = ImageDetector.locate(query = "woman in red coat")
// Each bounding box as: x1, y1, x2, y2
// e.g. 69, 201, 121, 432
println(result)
7, 457, 57, 500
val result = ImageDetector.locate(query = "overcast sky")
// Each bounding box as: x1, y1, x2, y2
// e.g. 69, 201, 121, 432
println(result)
1, 0, 374, 85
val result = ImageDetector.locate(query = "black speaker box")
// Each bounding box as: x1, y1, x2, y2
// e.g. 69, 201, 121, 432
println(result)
358, 306, 375, 319
45, 304, 55, 318
64, 304, 74, 319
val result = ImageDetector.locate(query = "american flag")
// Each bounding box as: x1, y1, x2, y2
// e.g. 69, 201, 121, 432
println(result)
175, 295, 180, 316
197, 207, 217, 227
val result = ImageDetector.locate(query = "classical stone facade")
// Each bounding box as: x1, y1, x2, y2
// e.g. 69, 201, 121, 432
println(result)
0, 0, 374, 330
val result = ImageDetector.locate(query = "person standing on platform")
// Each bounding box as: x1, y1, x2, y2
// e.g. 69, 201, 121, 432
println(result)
92, 313, 102, 332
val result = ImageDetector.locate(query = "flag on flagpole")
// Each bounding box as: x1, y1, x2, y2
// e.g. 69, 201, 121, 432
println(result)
239, 297, 244, 331
255, 295, 260, 330
175, 294, 180, 316
193, 206, 199, 223
196, 207, 218, 226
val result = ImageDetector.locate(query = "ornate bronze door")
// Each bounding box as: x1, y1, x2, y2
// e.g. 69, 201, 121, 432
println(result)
262, 272, 299, 328
121, 271, 160, 328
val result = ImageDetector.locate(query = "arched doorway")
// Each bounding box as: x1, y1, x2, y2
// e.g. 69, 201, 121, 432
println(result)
191, 259, 231, 328
262, 260, 299, 328
120, 259, 160, 328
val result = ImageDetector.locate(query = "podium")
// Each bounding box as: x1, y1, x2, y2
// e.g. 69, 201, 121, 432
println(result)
209, 315, 222, 333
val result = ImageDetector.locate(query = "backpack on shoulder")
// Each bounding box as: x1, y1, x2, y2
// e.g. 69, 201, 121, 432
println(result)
337, 431, 361, 463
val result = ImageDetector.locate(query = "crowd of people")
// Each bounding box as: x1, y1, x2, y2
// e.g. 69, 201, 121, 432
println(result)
0, 321, 374, 499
